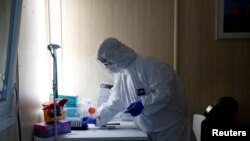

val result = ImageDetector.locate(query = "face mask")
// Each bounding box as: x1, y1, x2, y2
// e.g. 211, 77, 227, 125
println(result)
105, 63, 120, 73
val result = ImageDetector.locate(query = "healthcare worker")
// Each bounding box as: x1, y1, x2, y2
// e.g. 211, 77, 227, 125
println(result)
83, 37, 190, 141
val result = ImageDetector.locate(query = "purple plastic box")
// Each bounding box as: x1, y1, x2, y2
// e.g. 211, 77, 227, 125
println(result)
33, 120, 71, 138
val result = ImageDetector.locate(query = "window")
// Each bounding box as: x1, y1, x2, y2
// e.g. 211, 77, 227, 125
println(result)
0, 0, 11, 101
0, 0, 22, 132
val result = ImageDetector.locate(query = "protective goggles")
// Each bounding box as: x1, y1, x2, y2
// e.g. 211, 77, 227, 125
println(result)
98, 58, 107, 63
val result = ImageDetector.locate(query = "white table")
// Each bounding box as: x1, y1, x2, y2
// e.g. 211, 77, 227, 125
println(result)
34, 122, 148, 141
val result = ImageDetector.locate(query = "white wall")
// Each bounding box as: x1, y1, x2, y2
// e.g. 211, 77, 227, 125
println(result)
18, 0, 51, 140
61, 0, 174, 101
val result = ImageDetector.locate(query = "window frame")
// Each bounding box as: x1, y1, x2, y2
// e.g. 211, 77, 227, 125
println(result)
0, 0, 22, 132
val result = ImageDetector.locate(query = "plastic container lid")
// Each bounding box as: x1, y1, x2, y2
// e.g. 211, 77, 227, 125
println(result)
88, 107, 96, 115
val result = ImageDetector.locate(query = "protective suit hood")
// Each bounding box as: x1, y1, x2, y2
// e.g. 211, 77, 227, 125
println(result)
97, 37, 137, 71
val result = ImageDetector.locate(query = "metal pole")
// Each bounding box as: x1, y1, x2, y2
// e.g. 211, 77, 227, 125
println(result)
48, 44, 60, 141
53, 47, 58, 141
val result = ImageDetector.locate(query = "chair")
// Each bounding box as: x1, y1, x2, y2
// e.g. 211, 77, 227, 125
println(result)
192, 97, 239, 141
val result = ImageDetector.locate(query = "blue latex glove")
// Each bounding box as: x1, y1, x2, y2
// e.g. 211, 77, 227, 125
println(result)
82, 116, 96, 125
124, 100, 144, 116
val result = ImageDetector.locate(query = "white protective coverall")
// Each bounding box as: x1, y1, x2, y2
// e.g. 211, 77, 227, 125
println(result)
96, 37, 190, 141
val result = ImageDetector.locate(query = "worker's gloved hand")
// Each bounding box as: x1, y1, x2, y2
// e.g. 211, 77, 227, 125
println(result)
82, 116, 96, 125
124, 100, 144, 117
